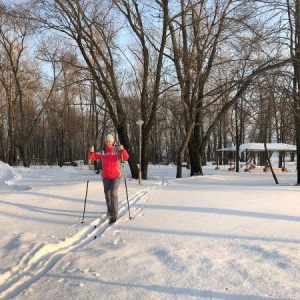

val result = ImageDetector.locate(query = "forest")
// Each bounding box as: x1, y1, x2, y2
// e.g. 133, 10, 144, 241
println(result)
0, 0, 300, 184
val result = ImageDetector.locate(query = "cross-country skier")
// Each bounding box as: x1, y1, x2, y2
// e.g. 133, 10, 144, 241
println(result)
88, 134, 129, 224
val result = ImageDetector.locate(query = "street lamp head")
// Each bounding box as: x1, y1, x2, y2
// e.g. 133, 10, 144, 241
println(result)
136, 119, 144, 126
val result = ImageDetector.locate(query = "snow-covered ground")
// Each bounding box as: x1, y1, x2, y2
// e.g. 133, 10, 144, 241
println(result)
0, 160, 299, 300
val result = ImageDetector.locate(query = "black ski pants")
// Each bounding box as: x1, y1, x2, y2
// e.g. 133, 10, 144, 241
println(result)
102, 177, 121, 218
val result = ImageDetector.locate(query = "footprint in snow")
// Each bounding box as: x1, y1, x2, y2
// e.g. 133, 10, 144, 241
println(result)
112, 229, 122, 236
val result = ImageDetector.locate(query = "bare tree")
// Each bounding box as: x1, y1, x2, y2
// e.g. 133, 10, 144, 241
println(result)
287, 0, 300, 184
166, 0, 294, 178
255, 0, 300, 184
0, 6, 43, 166
21, 0, 138, 175
167, 0, 256, 176
111, 0, 170, 179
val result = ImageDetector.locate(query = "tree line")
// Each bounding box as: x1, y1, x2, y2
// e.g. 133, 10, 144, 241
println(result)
0, 0, 300, 184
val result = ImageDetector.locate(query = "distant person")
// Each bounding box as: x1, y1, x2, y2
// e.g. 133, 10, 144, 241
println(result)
88, 134, 129, 224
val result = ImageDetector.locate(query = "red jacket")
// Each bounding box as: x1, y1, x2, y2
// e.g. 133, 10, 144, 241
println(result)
88, 146, 129, 179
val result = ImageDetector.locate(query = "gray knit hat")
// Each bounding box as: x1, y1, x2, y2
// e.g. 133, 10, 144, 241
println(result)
105, 134, 114, 143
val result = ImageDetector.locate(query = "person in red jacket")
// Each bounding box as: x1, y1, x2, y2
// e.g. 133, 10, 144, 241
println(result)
88, 134, 129, 224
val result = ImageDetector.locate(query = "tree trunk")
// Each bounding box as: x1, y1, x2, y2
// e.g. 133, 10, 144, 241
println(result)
176, 122, 195, 178
116, 123, 139, 179
294, 0, 300, 185
188, 139, 202, 176
18, 143, 31, 167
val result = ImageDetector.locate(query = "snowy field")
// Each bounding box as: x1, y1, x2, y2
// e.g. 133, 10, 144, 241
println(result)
0, 160, 299, 300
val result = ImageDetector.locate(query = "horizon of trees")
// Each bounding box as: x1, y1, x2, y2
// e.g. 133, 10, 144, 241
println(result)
0, 0, 300, 184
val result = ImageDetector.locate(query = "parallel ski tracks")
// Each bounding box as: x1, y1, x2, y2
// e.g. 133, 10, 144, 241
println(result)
0, 186, 154, 300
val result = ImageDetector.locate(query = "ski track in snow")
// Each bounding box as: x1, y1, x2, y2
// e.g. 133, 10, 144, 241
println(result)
0, 185, 156, 300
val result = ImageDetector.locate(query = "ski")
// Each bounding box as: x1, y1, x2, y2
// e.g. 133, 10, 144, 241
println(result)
93, 212, 109, 228
93, 215, 117, 238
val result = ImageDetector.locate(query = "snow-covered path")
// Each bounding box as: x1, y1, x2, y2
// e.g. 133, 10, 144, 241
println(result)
0, 163, 299, 299
0, 166, 156, 299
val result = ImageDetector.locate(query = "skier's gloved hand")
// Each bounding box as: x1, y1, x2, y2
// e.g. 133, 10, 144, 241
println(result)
89, 146, 94, 152
119, 145, 124, 151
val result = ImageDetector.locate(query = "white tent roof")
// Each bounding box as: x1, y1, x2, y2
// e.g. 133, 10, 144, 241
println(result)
217, 143, 297, 152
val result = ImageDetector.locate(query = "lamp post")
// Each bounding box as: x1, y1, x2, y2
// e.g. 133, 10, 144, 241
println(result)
136, 119, 144, 184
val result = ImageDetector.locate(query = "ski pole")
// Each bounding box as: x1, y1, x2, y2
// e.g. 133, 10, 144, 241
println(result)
81, 159, 91, 223
121, 156, 132, 220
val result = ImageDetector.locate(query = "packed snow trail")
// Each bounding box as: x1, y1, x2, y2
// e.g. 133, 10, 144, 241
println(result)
1, 164, 299, 299
0, 187, 154, 300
